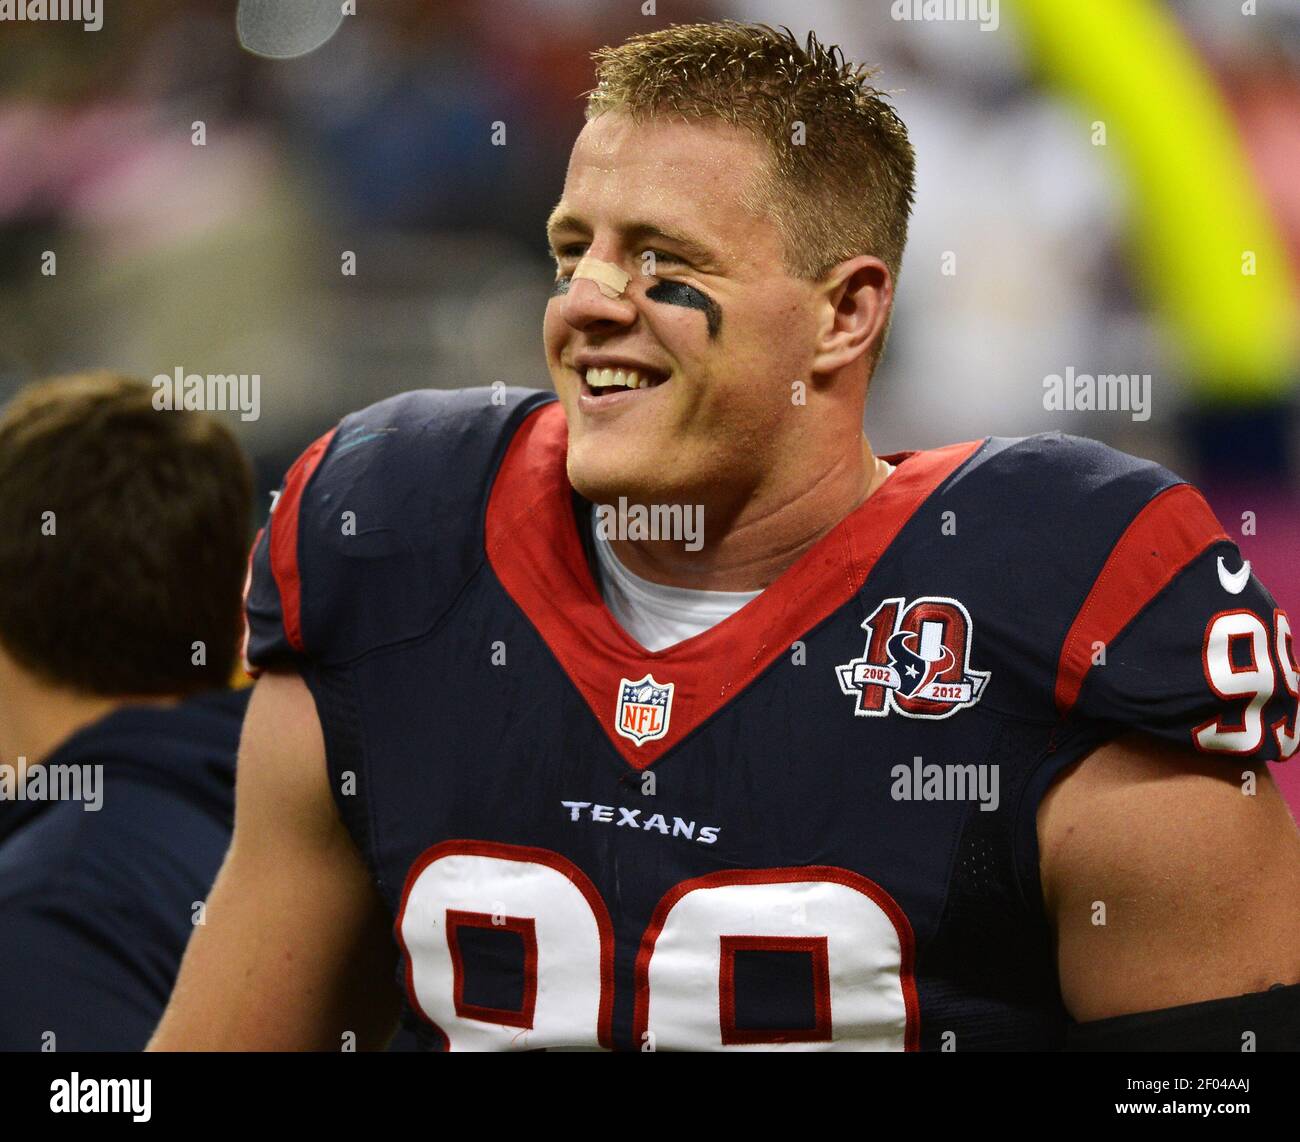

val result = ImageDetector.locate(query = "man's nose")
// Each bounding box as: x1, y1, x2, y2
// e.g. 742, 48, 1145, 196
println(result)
560, 258, 636, 330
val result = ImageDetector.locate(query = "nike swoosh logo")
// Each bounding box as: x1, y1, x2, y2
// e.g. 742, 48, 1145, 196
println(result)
1217, 555, 1251, 595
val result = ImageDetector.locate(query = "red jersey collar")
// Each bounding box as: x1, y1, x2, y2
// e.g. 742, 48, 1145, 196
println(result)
486, 401, 983, 769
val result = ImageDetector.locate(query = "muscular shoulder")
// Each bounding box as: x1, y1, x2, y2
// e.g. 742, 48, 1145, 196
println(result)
298, 386, 554, 542
245, 387, 554, 667
952, 431, 1194, 536
911, 433, 1232, 720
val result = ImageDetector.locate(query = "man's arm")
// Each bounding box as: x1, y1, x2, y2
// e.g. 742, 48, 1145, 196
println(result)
1039, 732, 1300, 1025
149, 670, 401, 1051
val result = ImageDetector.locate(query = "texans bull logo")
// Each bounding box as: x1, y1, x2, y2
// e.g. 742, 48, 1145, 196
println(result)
837, 596, 990, 720
886, 629, 956, 698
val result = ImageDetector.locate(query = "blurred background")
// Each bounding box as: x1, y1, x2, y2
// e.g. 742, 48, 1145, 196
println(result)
0, 0, 1297, 804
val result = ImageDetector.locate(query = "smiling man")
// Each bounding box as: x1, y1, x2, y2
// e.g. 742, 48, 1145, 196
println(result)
152, 22, 1299, 1052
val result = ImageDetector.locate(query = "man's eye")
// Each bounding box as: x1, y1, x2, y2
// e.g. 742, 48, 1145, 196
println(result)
645, 248, 682, 266
554, 244, 587, 260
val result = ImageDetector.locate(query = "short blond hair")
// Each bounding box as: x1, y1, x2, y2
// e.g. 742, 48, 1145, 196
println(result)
586, 21, 916, 283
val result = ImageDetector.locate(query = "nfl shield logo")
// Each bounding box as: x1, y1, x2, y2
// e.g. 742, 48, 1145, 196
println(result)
615, 674, 674, 746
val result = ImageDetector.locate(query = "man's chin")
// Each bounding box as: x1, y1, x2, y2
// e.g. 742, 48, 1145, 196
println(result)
566, 445, 665, 506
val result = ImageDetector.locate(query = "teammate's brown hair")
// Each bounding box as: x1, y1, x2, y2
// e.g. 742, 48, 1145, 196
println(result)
586, 21, 917, 283
0, 371, 253, 696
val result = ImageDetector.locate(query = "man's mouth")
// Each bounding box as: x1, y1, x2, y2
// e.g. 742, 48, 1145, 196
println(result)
581, 366, 670, 397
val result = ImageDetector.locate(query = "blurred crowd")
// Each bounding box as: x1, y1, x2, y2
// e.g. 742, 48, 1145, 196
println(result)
0, 1, 1297, 626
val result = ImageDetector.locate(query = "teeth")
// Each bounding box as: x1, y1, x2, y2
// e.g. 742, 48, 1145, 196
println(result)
585, 366, 659, 390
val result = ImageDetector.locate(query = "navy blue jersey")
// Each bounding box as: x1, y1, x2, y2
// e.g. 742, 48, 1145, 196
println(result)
0, 688, 246, 1051
244, 389, 1298, 1051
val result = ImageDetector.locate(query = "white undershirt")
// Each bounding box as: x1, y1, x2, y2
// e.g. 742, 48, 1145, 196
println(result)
587, 462, 895, 653
590, 514, 761, 652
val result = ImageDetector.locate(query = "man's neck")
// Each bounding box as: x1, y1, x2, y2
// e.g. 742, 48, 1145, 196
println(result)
0, 655, 174, 774
609, 434, 893, 592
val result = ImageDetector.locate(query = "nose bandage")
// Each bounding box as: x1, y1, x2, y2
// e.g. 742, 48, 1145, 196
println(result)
572, 256, 631, 299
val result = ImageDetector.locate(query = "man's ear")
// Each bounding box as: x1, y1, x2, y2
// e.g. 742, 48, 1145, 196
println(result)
809, 255, 893, 379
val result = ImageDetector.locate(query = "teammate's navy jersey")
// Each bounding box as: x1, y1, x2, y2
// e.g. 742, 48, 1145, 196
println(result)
0, 688, 246, 1051
244, 388, 1298, 1051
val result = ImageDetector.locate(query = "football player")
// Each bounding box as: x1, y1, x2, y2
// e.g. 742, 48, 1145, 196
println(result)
0, 372, 251, 1050
151, 23, 1300, 1052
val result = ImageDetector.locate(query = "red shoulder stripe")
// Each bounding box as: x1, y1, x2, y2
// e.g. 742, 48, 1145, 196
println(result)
239, 527, 264, 677
270, 428, 337, 654
1054, 483, 1226, 715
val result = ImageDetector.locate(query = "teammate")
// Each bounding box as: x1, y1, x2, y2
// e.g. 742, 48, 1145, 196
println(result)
0, 372, 252, 1050
152, 23, 1300, 1051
